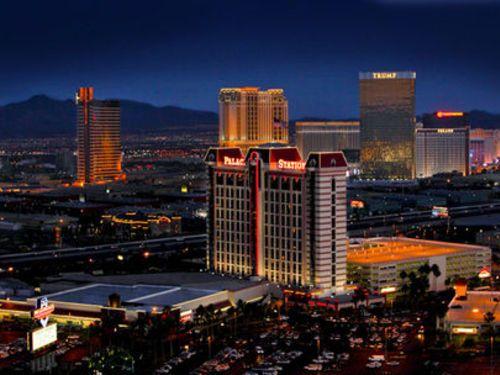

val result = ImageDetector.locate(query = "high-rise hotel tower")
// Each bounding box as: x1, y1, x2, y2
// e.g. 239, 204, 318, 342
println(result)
76, 87, 123, 185
218, 87, 288, 151
360, 72, 416, 179
205, 146, 348, 293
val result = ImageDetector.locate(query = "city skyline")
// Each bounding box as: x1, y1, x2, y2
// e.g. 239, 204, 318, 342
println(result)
0, 1, 498, 373
1, 1, 500, 118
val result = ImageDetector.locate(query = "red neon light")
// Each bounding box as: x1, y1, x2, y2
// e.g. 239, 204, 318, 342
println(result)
436, 111, 464, 118
249, 152, 261, 276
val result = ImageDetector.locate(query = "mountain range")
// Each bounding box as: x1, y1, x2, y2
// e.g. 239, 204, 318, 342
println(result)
0, 95, 499, 138
0, 95, 218, 138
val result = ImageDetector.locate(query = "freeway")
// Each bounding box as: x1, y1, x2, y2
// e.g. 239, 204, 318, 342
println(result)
348, 202, 500, 230
0, 234, 207, 266
0, 202, 498, 267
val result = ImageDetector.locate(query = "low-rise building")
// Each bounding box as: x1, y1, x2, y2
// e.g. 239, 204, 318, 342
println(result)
443, 281, 499, 338
0, 273, 277, 326
347, 237, 491, 293
101, 208, 182, 239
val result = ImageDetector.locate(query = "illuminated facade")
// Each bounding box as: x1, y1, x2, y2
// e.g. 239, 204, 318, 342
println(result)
469, 128, 499, 165
359, 71, 416, 179
218, 87, 288, 151
295, 121, 360, 156
205, 146, 348, 293
415, 127, 469, 178
102, 210, 182, 239
76, 87, 123, 185
347, 237, 491, 292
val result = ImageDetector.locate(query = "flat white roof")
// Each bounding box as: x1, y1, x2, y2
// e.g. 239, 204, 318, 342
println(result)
446, 291, 500, 325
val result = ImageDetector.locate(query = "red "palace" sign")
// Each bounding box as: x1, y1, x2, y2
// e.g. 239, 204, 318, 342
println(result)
223, 156, 245, 166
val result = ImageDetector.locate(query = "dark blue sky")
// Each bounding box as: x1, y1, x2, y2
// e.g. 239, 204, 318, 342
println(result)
1, 0, 499, 118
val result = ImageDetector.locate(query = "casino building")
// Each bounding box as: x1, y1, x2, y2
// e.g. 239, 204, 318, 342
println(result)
415, 127, 470, 178
204, 146, 348, 293
359, 71, 416, 179
218, 87, 288, 152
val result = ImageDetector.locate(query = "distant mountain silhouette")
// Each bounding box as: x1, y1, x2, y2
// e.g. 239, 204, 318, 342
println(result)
468, 110, 500, 129
0, 95, 218, 138
0, 95, 498, 138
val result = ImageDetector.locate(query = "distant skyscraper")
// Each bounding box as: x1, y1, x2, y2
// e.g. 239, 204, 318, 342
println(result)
205, 146, 348, 293
218, 87, 288, 151
415, 127, 469, 178
76, 87, 123, 185
295, 121, 360, 157
295, 121, 360, 173
359, 71, 416, 179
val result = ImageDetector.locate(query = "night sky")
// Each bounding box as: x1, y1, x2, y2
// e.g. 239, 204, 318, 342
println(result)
1, 0, 500, 118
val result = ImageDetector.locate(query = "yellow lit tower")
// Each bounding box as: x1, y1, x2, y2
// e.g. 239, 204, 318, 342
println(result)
76, 87, 124, 185
218, 87, 288, 152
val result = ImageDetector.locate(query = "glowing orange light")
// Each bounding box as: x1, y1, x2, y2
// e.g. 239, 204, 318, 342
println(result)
351, 200, 365, 209
478, 267, 491, 279
436, 111, 464, 118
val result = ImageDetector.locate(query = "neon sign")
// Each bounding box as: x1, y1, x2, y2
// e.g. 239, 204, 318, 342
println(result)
436, 111, 464, 118
380, 286, 397, 294
478, 267, 491, 279
278, 159, 306, 170
28, 323, 57, 352
32, 297, 55, 328
223, 156, 245, 166
28, 297, 57, 352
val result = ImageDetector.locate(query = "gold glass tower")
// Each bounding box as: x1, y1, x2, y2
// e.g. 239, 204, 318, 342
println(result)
76, 87, 123, 185
218, 87, 288, 151
359, 72, 416, 179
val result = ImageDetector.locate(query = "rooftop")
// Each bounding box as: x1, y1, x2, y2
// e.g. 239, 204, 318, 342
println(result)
40, 283, 219, 312
41, 272, 260, 295
347, 237, 489, 265
446, 291, 500, 324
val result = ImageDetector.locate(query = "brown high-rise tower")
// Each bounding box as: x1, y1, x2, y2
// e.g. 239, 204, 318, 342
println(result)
76, 87, 123, 185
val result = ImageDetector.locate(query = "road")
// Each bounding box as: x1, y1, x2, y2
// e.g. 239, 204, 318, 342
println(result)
0, 234, 207, 266
0, 201, 498, 267
349, 202, 500, 237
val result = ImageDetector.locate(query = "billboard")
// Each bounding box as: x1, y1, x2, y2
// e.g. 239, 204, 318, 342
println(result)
432, 206, 449, 218
27, 323, 57, 352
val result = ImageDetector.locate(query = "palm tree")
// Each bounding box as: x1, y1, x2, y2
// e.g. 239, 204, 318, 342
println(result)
352, 287, 367, 309
418, 263, 431, 276
400, 270, 408, 281
430, 264, 441, 291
